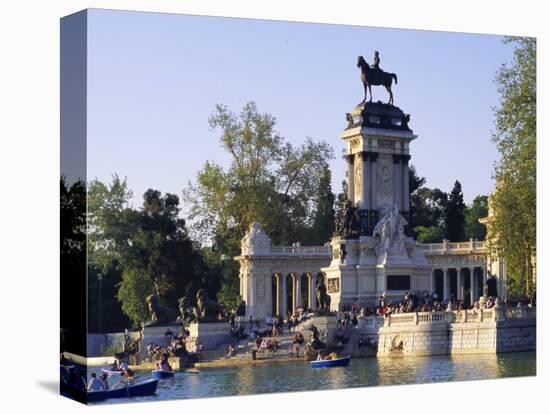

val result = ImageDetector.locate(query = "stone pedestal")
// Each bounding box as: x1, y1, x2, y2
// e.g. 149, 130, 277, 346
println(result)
187, 322, 232, 350
140, 324, 182, 356
322, 235, 431, 310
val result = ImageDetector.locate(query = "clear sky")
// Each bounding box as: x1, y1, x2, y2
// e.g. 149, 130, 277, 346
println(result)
86, 8, 515, 209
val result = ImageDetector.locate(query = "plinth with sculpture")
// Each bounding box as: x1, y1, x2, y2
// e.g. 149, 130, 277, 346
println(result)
321, 52, 431, 309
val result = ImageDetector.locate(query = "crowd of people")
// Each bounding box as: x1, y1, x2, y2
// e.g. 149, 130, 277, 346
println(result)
145, 328, 203, 362
335, 291, 499, 322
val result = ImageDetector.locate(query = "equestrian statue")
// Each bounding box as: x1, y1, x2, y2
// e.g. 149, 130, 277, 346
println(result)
357, 51, 398, 105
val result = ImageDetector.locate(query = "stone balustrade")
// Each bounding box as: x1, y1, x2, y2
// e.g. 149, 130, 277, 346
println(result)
361, 306, 535, 329
268, 245, 332, 256
420, 239, 486, 254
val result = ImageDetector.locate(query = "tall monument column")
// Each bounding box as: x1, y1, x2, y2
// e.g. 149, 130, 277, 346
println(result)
321, 53, 431, 309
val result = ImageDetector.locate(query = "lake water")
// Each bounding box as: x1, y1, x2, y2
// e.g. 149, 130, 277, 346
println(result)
92, 351, 536, 405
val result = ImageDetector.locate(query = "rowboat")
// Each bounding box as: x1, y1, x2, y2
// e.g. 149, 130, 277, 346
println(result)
61, 378, 159, 402
151, 370, 175, 379
101, 368, 124, 376
310, 355, 351, 368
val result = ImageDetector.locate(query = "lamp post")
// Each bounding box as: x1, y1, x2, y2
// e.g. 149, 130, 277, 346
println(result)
97, 272, 103, 334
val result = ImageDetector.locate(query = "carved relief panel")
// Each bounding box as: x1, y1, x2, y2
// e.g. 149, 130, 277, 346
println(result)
377, 153, 393, 208
354, 158, 362, 203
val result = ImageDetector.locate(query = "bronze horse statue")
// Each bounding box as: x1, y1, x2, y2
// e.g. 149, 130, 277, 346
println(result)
357, 56, 398, 105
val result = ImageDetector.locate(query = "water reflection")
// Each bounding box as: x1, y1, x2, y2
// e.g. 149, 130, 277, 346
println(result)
92, 352, 535, 405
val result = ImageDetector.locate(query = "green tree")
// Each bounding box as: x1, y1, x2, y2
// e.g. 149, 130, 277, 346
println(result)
411, 182, 447, 242
444, 180, 466, 242
60, 177, 87, 353
87, 176, 135, 331
306, 164, 336, 244
117, 190, 220, 324
464, 195, 488, 240
489, 37, 536, 302
185, 102, 335, 306
408, 164, 426, 195
414, 225, 446, 244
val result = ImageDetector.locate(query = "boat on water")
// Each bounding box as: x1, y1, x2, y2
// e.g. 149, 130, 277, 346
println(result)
310, 355, 351, 368
151, 370, 175, 379
101, 368, 124, 376
61, 378, 159, 402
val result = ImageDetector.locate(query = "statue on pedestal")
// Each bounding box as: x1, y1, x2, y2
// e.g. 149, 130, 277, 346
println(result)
333, 200, 360, 238
178, 296, 199, 325
145, 293, 177, 327
195, 289, 226, 322
316, 279, 332, 314
357, 54, 398, 105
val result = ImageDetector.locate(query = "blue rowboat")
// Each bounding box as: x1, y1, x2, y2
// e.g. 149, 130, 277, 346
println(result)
61, 378, 159, 403
91, 378, 159, 402
151, 370, 175, 379
310, 355, 351, 368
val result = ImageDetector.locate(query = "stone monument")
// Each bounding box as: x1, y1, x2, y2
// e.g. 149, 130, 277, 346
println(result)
321, 53, 431, 309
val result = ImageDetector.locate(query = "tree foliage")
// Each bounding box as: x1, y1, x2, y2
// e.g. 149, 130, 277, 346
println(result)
444, 180, 466, 242
87, 176, 220, 327
489, 37, 536, 301
410, 166, 447, 242
464, 195, 488, 240
60, 177, 87, 351
184, 102, 335, 306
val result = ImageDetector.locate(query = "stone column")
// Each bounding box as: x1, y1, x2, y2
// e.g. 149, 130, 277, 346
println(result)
248, 271, 255, 317
402, 155, 411, 213
360, 152, 370, 210
307, 273, 316, 310
280, 274, 287, 316
469, 267, 475, 304
393, 154, 402, 210
482, 265, 487, 284
429, 269, 435, 293
275, 274, 281, 316
346, 154, 355, 203
370, 153, 378, 210
290, 273, 296, 312
295, 274, 302, 309
443, 268, 449, 301
455, 268, 462, 300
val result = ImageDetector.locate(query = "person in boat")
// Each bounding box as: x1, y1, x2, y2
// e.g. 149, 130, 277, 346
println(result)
325, 352, 338, 361
87, 372, 104, 392
100, 373, 109, 390
119, 359, 129, 371
316, 351, 326, 361
113, 368, 135, 388
160, 355, 173, 372
109, 360, 120, 371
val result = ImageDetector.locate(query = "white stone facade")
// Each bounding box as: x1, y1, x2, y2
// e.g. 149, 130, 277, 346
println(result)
234, 104, 508, 318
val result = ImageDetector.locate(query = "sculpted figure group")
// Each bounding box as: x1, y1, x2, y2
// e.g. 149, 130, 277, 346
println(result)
145, 288, 229, 327
372, 204, 408, 260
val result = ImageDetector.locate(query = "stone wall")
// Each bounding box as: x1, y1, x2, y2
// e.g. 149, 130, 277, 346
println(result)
374, 311, 535, 357
87, 331, 141, 357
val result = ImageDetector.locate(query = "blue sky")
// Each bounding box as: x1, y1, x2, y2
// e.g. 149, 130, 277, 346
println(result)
86, 9, 515, 208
